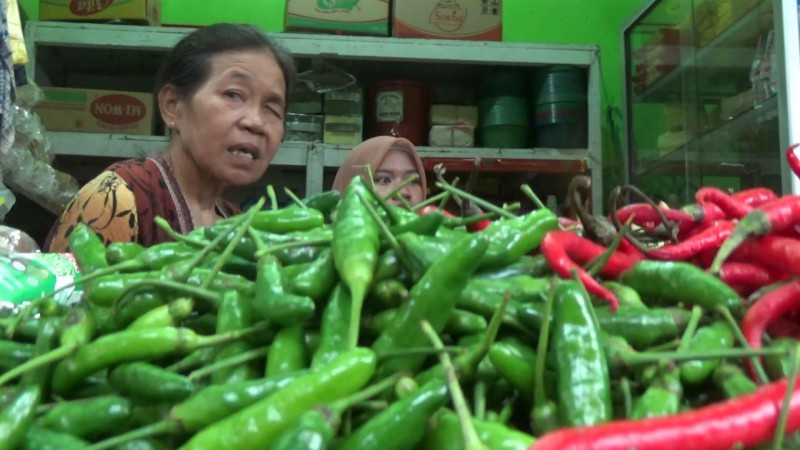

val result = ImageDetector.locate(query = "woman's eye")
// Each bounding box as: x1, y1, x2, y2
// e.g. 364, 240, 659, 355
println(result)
375, 177, 392, 185
225, 91, 243, 100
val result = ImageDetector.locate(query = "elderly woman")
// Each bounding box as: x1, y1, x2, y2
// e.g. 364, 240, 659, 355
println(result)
45, 24, 296, 252
332, 136, 427, 207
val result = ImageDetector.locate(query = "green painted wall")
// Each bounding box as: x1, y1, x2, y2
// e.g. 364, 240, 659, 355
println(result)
19, 0, 642, 190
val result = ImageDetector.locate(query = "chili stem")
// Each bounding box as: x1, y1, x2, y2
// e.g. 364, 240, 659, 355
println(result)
474, 381, 487, 421
420, 320, 487, 450
247, 226, 267, 254
625, 346, 790, 366
520, 184, 547, 210
621, 377, 633, 418
380, 174, 420, 203
585, 219, 632, 277
646, 339, 680, 353
354, 189, 419, 277
255, 237, 332, 258
329, 373, 404, 412
116, 280, 221, 313
195, 322, 272, 349
187, 345, 269, 381
445, 204, 520, 227
266, 185, 278, 210
283, 187, 307, 208
412, 191, 449, 211
363, 164, 378, 193
85, 422, 171, 450
391, 192, 414, 210
716, 306, 770, 384
534, 281, 557, 406
436, 182, 516, 219
679, 306, 704, 351
0, 343, 77, 386
200, 198, 264, 290
773, 345, 800, 449
377, 346, 464, 361
153, 216, 206, 248
438, 188, 454, 210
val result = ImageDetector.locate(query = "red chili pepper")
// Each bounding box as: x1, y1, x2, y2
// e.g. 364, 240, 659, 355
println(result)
683, 202, 727, 234
767, 316, 800, 340
530, 376, 800, 450
717, 262, 776, 292
467, 219, 492, 233
540, 231, 640, 311
711, 197, 800, 273
417, 205, 455, 218
647, 221, 734, 261
742, 280, 800, 379
787, 144, 800, 179
618, 238, 645, 260
613, 204, 695, 236
732, 188, 778, 208
558, 217, 582, 229
695, 187, 752, 220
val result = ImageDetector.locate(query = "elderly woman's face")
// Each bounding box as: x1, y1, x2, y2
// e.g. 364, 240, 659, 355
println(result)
173, 50, 286, 187
374, 148, 424, 206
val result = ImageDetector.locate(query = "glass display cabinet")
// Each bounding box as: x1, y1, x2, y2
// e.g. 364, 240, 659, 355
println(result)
622, 0, 800, 206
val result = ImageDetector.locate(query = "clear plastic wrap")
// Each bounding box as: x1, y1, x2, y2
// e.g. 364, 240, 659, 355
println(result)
0, 81, 78, 215
0, 224, 39, 253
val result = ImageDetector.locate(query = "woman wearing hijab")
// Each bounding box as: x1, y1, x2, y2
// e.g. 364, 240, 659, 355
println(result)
332, 136, 427, 207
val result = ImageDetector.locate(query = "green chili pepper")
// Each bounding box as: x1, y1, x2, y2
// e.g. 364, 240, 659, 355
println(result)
601, 281, 647, 310
764, 337, 798, 380
0, 385, 39, 450
0, 317, 39, 342
629, 367, 682, 419
372, 250, 405, 285
114, 292, 165, 329
112, 438, 170, 450
167, 347, 217, 374
551, 280, 612, 427
181, 348, 376, 449
332, 177, 380, 348
285, 248, 338, 302
462, 276, 549, 310
20, 424, 91, 450
602, 334, 639, 376
0, 340, 33, 372
68, 224, 109, 274
266, 325, 308, 377
270, 408, 334, 450
301, 190, 341, 219
216, 207, 324, 233
106, 242, 145, 266
421, 409, 535, 450
311, 284, 352, 369
51, 326, 255, 395
339, 378, 448, 450
109, 363, 196, 403
205, 225, 331, 262
370, 278, 409, 308
713, 363, 757, 398
128, 297, 194, 331
679, 320, 734, 384
620, 260, 741, 311
518, 303, 691, 349
445, 309, 488, 336
479, 209, 558, 269
390, 211, 444, 236
37, 395, 131, 440
476, 254, 552, 280
488, 338, 536, 399
23, 317, 59, 396
373, 233, 489, 377
252, 253, 315, 325
212, 291, 257, 384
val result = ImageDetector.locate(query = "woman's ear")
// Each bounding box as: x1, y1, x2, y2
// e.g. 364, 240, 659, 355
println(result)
158, 85, 183, 130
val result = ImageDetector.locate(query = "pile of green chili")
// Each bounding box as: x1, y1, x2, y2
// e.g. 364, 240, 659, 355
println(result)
2, 177, 800, 450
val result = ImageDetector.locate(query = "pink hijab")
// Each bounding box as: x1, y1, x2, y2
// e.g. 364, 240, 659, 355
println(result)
332, 136, 427, 197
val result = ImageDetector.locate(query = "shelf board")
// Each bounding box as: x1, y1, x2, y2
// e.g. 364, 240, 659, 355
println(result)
47, 132, 590, 173
27, 21, 598, 66
635, 95, 779, 177
634, 0, 771, 103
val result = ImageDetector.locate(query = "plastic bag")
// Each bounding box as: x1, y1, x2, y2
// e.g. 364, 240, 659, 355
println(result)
0, 252, 81, 307
0, 225, 39, 253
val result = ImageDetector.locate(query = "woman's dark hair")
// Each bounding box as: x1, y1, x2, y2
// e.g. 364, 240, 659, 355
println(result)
156, 23, 296, 102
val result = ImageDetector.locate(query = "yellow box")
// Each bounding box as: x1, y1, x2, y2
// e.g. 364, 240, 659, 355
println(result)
323, 115, 362, 145
286, 0, 389, 36
40, 0, 161, 25
34, 87, 155, 135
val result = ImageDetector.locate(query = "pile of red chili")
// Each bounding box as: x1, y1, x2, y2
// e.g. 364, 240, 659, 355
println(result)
2, 174, 800, 450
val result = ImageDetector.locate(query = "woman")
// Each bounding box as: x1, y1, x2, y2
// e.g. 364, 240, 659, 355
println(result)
332, 136, 427, 207
44, 24, 296, 252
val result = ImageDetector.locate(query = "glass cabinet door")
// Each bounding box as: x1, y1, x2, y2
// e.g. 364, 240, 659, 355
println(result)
624, 0, 779, 206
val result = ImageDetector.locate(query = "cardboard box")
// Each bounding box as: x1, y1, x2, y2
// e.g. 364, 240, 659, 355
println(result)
393, 0, 501, 41
34, 87, 155, 135
40, 0, 161, 25
430, 104, 479, 127
286, 0, 389, 36
429, 125, 474, 147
